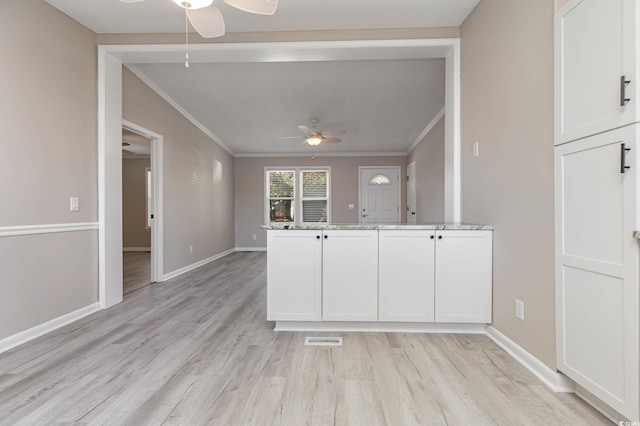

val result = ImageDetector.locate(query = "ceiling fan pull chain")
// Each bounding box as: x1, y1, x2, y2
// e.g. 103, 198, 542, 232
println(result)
185, 8, 190, 68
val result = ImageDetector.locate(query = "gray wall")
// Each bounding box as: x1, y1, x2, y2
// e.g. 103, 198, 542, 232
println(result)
122, 158, 151, 248
123, 68, 235, 274
235, 156, 407, 248
460, 0, 556, 368
407, 116, 445, 222
0, 0, 98, 340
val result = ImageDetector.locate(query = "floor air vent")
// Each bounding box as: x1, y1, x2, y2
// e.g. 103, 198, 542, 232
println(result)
305, 336, 343, 346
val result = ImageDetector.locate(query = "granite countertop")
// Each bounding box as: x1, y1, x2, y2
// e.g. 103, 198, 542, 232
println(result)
261, 223, 493, 231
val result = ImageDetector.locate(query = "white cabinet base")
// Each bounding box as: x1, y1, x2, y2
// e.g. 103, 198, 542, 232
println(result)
273, 321, 487, 334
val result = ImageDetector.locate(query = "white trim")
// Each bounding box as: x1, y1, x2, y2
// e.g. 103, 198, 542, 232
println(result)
123, 247, 151, 252
235, 151, 408, 158
274, 321, 486, 334
444, 40, 461, 222
0, 222, 98, 237
485, 326, 575, 393
163, 248, 235, 281
235, 247, 267, 251
0, 303, 100, 354
406, 107, 446, 154
125, 65, 233, 156
358, 166, 402, 223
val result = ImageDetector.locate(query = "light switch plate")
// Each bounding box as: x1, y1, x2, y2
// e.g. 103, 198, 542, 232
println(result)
472, 142, 479, 158
348, 204, 355, 210
70, 197, 79, 212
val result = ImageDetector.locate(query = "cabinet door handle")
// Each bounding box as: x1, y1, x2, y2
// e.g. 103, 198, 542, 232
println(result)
438, 235, 443, 240
621, 75, 631, 106
430, 235, 435, 240
621, 143, 631, 174
324, 235, 328, 239
316, 235, 321, 239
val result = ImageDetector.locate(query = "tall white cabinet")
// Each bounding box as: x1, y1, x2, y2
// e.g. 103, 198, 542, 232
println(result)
555, 0, 640, 420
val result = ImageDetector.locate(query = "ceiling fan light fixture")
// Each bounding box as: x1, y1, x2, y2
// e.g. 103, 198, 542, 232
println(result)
172, 0, 213, 10
306, 136, 322, 146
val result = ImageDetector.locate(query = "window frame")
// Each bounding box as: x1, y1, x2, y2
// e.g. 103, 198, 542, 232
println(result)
265, 166, 331, 225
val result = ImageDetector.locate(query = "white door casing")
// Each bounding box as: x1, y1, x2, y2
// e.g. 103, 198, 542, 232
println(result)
407, 162, 417, 223
98, 39, 462, 309
359, 166, 401, 223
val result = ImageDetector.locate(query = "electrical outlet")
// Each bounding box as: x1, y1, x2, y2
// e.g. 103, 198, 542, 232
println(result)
70, 197, 79, 212
252, 234, 257, 241
189, 245, 193, 254
515, 299, 524, 321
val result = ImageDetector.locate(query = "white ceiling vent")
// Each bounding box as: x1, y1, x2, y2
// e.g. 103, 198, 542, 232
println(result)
304, 336, 342, 346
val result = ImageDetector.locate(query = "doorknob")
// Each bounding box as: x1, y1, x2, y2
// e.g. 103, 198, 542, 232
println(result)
411, 212, 416, 215
362, 214, 369, 217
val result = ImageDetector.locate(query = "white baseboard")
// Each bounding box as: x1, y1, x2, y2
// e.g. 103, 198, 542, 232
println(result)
0, 302, 101, 354
123, 247, 151, 252
163, 248, 235, 281
235, 247, 267, 252
274, 321, 487, 334
485, 326, 574, 393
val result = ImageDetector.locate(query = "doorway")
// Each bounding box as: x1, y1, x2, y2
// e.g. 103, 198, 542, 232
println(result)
407, 162, 417, 223
122, 126, 153, 294
359, 166, 401, 223
122, 120, 164, 297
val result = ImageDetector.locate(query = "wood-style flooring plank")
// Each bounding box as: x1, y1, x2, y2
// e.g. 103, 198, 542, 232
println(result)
0, 252, 611, 425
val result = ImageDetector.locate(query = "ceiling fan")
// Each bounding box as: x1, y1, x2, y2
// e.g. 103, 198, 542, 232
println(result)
120, 0, 278, 65
280, 118, 345, 146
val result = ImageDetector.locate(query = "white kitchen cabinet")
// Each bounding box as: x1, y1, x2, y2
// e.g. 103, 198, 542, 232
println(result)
556, 0, 639, 144
555, 125, 640, 419
434, 230, 492, 323
378, 230, 436, 322
322, 230, 379, 321
267, 230, 322, 321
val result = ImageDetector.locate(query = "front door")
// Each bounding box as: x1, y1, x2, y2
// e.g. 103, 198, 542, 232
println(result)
360, 167, 400, 223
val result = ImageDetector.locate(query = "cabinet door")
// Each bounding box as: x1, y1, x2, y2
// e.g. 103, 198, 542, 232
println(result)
555, 125, 639, 419
556, 0, 638, 144
322, 230, 378, 321
379, 230, 435, 322
434, 230, 492, 323
267, 230, 322, 321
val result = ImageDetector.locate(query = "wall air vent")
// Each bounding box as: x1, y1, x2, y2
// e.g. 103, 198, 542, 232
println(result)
304, 336, 343, 346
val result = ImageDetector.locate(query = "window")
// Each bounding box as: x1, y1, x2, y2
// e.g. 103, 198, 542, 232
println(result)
266, 168, 330, 225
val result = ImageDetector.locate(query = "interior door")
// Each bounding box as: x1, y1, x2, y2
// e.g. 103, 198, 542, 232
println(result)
407, 162, 417, 223
360, 167, 400, 223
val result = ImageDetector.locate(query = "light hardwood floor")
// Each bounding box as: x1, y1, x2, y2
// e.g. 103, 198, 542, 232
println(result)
123, 251, 152, 294
0, 252, 609, 425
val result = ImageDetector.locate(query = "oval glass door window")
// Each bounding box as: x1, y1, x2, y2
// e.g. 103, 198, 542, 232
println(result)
369, 174, 392, 185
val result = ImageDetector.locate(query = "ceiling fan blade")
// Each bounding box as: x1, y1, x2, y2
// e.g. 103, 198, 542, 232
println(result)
323, 137, 342, 143
278, 136, 302, 140
223, 0, 278, 15
188, 6, 225, 38
298, 125, 311, 134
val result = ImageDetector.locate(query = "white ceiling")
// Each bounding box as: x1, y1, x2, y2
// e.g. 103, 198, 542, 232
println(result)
45, 0, 478, 155
45, 0, 479, 34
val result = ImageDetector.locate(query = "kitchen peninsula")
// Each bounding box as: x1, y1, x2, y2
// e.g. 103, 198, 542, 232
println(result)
263, 223, 493, 332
